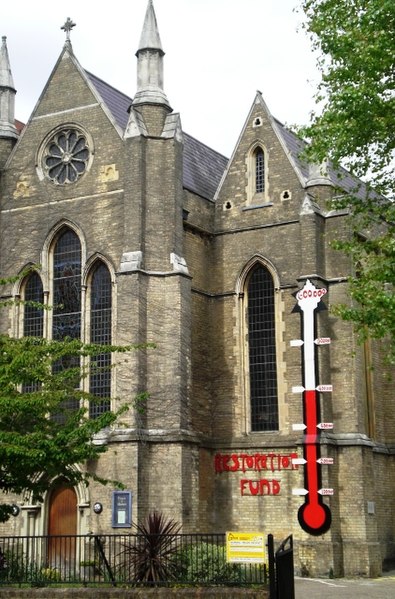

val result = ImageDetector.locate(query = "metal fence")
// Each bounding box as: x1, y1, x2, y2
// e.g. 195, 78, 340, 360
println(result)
0, 533, 267, 587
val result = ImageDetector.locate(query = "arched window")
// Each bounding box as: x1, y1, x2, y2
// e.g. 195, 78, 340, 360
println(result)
246, 144, 268, 204
255, 147, 265, 194
22, 272, 44, 392
23, 272, 44, 338
247, 264, 278, 431
53, 228, 82, 342
89, 262, 112, 418
52, 228, 82, 416
19, 227, 114, 419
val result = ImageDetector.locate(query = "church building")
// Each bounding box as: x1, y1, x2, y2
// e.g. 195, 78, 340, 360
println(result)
0, 0, 394, 578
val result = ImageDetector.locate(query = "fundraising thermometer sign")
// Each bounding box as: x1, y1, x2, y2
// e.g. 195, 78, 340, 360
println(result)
294, 280, 332, 535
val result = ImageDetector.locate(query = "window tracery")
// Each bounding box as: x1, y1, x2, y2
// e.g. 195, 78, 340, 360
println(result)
19, 228, 114, 419
38, 126, 93, 185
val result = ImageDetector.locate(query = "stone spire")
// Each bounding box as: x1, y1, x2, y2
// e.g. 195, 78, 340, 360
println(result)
0, 36, 18, 139
132, 0, 170, 109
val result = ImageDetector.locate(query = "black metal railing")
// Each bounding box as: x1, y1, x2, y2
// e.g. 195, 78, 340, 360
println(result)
0, 533, 267, 587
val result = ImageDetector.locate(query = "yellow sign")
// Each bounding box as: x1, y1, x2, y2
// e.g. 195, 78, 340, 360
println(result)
226, 531, 266, 564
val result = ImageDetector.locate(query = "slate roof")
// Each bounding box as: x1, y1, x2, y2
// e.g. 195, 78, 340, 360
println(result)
182, 134, 228, 201
274, 117, 369, 200
274, 118, 310, 181
86, 71, 228, 201
83, 72, 369, 204
87, 72, 131, 131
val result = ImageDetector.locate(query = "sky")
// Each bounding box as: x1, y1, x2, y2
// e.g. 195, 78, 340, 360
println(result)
2, 0, 320, 157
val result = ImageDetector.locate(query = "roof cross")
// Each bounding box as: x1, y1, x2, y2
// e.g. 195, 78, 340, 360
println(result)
61, 17, 76, 42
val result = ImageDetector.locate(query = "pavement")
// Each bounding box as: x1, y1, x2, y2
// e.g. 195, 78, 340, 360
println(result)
295, 570, 395, 599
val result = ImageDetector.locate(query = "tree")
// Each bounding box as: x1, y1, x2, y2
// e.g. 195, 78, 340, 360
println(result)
299, 0, 395, 361
0, 293, 149, 522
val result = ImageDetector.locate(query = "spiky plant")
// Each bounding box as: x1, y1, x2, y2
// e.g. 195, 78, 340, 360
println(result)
120, 512, 182, 585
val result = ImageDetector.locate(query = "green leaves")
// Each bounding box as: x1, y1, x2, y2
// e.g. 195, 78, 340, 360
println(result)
300, 0, 395, 360
332, 215, 395, 362
119, 512, 182, 584
300, 0, 395, 197
0, 331, 149, 519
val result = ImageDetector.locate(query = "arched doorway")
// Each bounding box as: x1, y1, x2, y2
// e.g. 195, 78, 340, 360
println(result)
48, 481, 77, 570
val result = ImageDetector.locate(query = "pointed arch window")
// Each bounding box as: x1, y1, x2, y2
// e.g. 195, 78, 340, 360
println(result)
53, 228, 82, 342
18, 227, 114, 419
52, 228, 82, 416
255, 147, 265, 194
247, 264, 278, 431
246, 145, 269, 205
22, 272, 44, 393
89, 262, 112, 418
23, 272, 44, 338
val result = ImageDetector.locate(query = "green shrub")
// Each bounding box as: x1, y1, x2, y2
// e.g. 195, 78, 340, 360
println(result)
0, 547, 27, 583
118, 512, 181, 585
29, 566, 61, 587
0, 548, 61, 587
175, 542, 245, 585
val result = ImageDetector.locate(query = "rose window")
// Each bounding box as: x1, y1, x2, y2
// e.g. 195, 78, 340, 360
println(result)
43, 129, 90, 184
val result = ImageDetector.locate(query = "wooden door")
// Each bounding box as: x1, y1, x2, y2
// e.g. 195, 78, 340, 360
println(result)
48, 483, 77, 570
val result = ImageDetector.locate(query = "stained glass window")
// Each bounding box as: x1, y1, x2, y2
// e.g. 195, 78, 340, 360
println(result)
21, 229, 114, 420
247, 265, 278, 431
53, 229, 81, 342
89, 263, 112, 418
52, 228, 81, 417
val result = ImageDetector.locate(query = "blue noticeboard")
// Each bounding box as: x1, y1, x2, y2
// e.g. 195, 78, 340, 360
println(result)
112, 491, 132, 527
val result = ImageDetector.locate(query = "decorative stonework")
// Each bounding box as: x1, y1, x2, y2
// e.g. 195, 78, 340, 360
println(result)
13, 176, 33, 198
38, 126, 93, 185
99, 164, 119, 183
